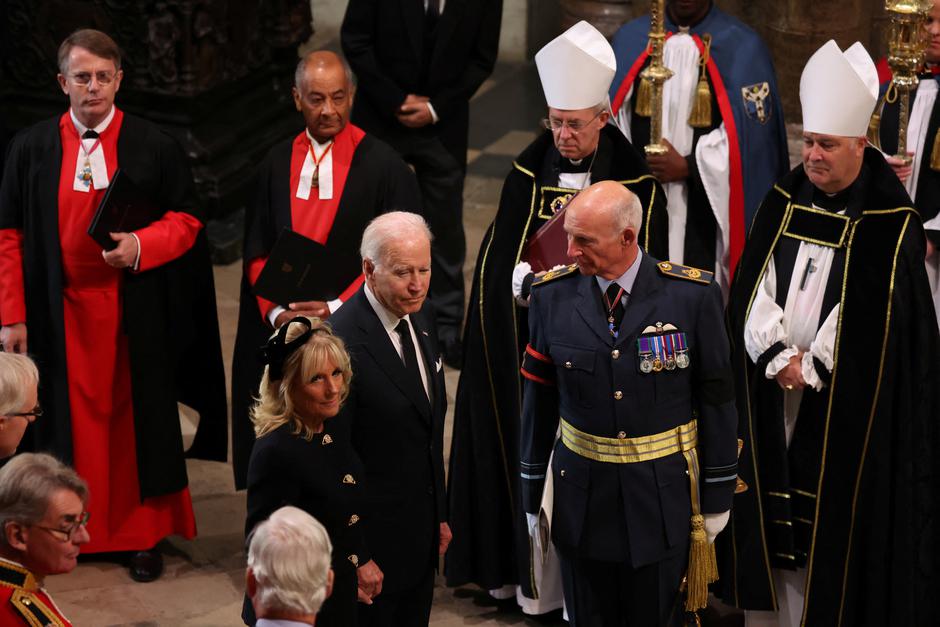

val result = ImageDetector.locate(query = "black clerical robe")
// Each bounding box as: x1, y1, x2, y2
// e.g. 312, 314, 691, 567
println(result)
445, 124, 668, 598
0, 113, 227, 500
231, 130, 421, 488
718, 148, 940, 624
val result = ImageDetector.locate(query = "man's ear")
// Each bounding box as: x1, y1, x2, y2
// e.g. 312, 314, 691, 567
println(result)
362, 258, 375, 279
57, 74, 68, 95
4, 521, 28, 552
292, 86, 303, 113
621, 226, 637, 248
325, 567, 334, 600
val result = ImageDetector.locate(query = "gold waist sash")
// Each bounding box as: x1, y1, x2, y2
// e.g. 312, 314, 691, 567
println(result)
560, 418, 698, 464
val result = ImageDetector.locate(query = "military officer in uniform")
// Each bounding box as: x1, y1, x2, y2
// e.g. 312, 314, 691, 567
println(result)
520, 180, 738, 625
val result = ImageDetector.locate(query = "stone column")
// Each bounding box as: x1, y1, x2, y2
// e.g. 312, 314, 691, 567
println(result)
559, 0, 639, 38
761, 0, 877, 121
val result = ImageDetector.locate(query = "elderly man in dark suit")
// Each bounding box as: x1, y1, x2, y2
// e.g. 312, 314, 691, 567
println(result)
329, 211, 450, 627
341, 0, 502, 366
520, 180, 738, 625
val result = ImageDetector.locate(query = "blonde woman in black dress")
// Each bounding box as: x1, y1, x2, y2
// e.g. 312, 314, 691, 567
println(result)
244, 317, 379, 626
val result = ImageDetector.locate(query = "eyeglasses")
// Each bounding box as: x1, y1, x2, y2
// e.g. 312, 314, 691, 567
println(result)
69, 71, 116, 86
541, 110, 604, 134
7, 406, 42, 419
34, 511, 90, 542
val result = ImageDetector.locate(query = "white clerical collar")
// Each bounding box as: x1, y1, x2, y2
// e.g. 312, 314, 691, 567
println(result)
305, 129, 333, 156
364, 282, 413, 333
70, 106, 115, 137
596, 248, 643, 295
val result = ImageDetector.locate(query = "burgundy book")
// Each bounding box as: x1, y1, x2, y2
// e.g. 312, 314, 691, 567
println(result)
522, 204, 574, 272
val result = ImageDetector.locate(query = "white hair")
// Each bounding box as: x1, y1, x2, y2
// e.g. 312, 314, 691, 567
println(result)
359, 211, 432, 268
0, 353, 39, 416
612, 190, 643, 234
247, 506, 333, 616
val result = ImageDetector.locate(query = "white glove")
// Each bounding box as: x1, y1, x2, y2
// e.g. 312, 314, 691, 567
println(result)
512, 262, 533, 307
704, 510, 730, 544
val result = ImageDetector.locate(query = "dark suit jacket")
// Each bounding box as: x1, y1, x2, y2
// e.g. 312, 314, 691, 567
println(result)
341, 0, 502, 167
329, 287, 447, 593
520, 254, 738, 567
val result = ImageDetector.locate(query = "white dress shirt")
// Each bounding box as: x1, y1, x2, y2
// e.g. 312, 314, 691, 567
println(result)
70, 106, 115, 193
364, 283, 431, 401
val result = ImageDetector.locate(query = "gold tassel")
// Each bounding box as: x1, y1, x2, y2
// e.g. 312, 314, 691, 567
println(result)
635, 74, 653, 117
930, 128, 940, 171
688, 35, 712, 129
684, 514, 718, 612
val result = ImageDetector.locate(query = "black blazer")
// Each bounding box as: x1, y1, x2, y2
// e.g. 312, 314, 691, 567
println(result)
329, 287, 447, 593
244, 423, 367, 626
341, 0, 502, 167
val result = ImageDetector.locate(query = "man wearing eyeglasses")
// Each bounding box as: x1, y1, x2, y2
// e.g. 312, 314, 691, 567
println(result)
0, 28, 223, 583
0, 453, 90, 626
446, 21, 668, 615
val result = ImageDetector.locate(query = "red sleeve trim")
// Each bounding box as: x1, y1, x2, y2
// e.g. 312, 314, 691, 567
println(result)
521, 368, 554, 386
525, 344, 553, 364
246, 256, 276, 321
338, 274, 365, 302
0, 229, 26, 325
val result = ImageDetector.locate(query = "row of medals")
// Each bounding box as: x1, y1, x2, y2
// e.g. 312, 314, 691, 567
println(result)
637, 322, 690, 374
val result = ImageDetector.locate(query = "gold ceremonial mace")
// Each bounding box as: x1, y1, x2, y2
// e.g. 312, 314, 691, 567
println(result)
882, 0, 933, 164
643, 0, 674, 157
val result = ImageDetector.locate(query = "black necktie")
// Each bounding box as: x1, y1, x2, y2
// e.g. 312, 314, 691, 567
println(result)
395, 319, 427, 400
604, 282, 626, 338
82, 130, 99, 139
426, 0, 440, 19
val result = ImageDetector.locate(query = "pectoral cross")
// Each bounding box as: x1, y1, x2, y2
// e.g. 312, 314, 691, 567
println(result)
799, 257, 817, 291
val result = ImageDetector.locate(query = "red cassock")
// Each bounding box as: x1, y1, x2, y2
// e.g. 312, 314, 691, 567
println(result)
245, 125, 368, 318
0, 111, 200, 552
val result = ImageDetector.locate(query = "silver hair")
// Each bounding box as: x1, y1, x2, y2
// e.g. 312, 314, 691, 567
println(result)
247, 506, 333, 616
0, 353, 39, 416
0, 453, 88, 550
593, 96, 611, 116
612, 190, 643, 234
359, 211, 432, 268
294, 50, 356, 91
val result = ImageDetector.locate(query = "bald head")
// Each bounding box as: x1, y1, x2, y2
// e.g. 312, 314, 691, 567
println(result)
564, 181, 642, 279
292, 50, 355, 142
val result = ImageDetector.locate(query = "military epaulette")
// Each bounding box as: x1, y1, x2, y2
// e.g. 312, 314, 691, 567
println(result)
656, 261, 713, 285
531, 263, 579, 288
11, 588, 68, 626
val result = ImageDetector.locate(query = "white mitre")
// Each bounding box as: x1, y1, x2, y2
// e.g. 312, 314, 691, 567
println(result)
535, 20, 616, 110
800, 39, 879, 137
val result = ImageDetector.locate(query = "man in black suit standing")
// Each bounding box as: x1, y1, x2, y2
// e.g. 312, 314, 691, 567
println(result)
329, 211, 450, 626
341, 0, 502, 367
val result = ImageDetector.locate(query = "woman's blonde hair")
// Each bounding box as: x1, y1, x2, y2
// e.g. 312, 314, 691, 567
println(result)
251, 317, 352, 440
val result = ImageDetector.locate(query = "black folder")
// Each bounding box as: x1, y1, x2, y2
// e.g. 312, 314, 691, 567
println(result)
87, 169, 164, 250
252, 228, 361, 307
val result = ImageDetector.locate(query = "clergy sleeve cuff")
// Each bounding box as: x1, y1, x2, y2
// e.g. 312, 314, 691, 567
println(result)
426, 101, 440, 124
758, 342, 791, 378
268, 306, 286, 327
130, 233, 142, 271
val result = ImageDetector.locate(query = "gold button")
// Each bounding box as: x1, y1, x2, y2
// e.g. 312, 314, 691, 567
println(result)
617, 431, 626, 439
322, 434, 333, 445
564, 361, 572, 369
560, 469, 566, 477
343, 474, 356, 484
612, 349, 620, 359
614, 391, 623, 400
348, 554, 359, 566
348, 514, 360, 526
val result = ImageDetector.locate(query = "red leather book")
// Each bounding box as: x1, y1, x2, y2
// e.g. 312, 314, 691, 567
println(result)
523, 204, 574, 272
